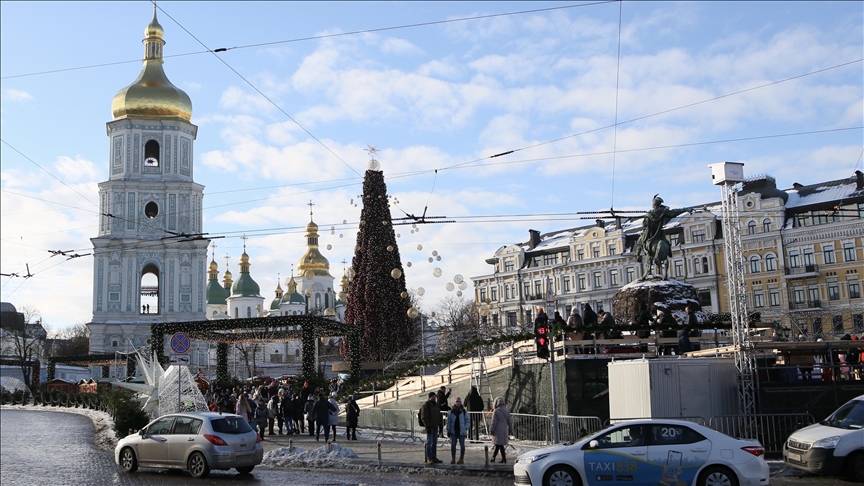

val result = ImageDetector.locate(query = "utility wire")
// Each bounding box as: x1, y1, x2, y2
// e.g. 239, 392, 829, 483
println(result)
1, 1, 614, 80
1, 139, 97, 208
610, 0, 623, 209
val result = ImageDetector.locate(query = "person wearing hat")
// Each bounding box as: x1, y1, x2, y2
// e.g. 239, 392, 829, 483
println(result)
419, 392, 443, 464
447, 396, 470, 464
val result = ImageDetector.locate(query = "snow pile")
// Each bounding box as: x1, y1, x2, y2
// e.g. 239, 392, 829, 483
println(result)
1, 403, 118, 451
264, 442, 358, 467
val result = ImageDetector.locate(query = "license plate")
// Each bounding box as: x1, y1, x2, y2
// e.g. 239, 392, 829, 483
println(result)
237, 453, 254, 463
787, 452, 802, 462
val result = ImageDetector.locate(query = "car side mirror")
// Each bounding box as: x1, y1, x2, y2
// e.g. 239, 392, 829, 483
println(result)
589, 440, 599, 449
139, 429, 146, 436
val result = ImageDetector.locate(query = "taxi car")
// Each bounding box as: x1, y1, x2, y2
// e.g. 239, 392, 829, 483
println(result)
115, 412, 263, 478
514, 419, 769, 486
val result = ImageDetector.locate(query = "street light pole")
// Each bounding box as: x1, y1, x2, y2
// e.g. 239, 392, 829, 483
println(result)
546, 276, 560, 444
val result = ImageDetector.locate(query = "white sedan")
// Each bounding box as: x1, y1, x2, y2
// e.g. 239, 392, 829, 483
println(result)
514, 419, 769, 486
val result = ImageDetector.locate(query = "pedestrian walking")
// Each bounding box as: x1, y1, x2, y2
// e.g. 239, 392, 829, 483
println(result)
292, 394, 305, 434
279, 390, 294, 434
235, 393, 253, 421
304, 395, 316, 436
314, 393, 337, 441
328, 393, 340, 441
489, 396, 512, 464
266, 394, 279, 435
465, 385, 484, 441
253, 396, 268, 440
447, 397, 470, 464
345, 395, 360, 440
419, 392, 443, 464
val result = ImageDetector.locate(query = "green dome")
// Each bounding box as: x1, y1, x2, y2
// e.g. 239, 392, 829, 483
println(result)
231, 273, 261, 298
285, 291, 306, 304
269, 297, 282, 310
206, 279, 229, 305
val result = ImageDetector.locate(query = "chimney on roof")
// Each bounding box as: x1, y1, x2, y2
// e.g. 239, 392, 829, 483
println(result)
792, 183, 803, 189
856, 170, 863, 190
615, 217, 622, 230
596, 219, 605, 228
528, 229, 541, 250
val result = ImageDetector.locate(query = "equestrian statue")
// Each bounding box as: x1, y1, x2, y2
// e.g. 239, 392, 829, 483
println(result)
635, 195, 692, 279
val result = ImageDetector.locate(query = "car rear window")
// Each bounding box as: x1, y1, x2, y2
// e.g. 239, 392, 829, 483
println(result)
210, 417, 253, 434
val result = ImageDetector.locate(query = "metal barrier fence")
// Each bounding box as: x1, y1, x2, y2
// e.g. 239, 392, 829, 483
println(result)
606, 416, 707, 426
558, 415, 605, 442
709, 413, 814, 456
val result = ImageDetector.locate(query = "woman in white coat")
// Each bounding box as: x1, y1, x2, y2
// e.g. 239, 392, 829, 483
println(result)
490, 396, 512, 463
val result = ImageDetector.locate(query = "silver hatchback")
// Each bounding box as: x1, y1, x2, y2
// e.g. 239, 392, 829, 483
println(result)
115, 412, 264, 478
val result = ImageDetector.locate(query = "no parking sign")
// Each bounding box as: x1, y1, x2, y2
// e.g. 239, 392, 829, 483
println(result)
170, 332, 190, 354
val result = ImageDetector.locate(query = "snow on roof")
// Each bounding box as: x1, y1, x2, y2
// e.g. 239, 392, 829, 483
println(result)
785, 176, 862, 209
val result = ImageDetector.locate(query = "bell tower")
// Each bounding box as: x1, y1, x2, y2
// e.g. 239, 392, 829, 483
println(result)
88, 8, 209, 361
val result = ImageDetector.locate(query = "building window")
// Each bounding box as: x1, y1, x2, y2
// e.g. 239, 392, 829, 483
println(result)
832, 315, 844, 333
803, 248, 815, 266
850, 280, 861, 299
692, 230, 705, 243
578, 275, 586, 291
828, 283, 839, 301
563, 277, 571, 292
593, 272, 602, 288
490, 287, 498, 301
609, 244, 616, 256
592, 246, 600, 258
754, 292, 764, 308
769, 289, 780, 306
807, 286, 819, 303
844, 242, 856, 262
762, 219, 771, 232
626, 267, 635, 284
793, 287, 805, 303
610, 270, 619, 286
534, 281, 542, 296
748, 221, 757, 235
702, 257, 709, 274
523, 282, 530, 297
698, 291, 712, 307
577, 249, 584, 261
533, 257, 541, 267
504, 260, 514, 272
247, 306, 252, 318
480, 289, 487, 302
749, 256, 761, 274
507, 312, 517, 329
270, 353, 282, 363
561, 251, 570, 263
544, 254, 557, 266
234, 308, 239, 318
765, 254, 777, 271
504, 286, 510, 299
670, 234, 680, 246
674, 260, 684, 277
694, 257, 702, 275
789, 251, 800, 268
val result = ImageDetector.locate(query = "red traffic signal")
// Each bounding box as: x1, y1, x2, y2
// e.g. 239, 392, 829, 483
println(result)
537, 327, 547, 335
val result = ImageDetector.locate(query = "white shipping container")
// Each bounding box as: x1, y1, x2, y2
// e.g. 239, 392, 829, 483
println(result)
608, 357, 739, 423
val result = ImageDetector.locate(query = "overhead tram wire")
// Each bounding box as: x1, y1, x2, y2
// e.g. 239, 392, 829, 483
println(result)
609, 0, 623, 210
154, 4, 361, 178
438, 58, 864, 172
1, 139, 98, 209
2, 2, 614, 80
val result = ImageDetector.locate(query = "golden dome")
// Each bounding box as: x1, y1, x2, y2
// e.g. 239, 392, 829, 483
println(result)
297, 219, 332, 277
111, 9, 192, 121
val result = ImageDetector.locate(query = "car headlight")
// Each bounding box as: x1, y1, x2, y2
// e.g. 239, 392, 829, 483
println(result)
517, 453, 550, 464
812, 436, 841, 449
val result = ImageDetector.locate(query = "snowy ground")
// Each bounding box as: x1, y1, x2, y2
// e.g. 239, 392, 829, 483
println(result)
0, 404, 118, 451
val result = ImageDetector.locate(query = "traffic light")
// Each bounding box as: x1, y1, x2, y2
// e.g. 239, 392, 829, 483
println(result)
535, 324, 550, 359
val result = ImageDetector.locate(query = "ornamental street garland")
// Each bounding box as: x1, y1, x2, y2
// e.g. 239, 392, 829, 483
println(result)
45, 354, 121, 382
150, 316, 361, 385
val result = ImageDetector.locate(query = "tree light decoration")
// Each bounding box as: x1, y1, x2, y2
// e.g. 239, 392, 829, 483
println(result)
407, 307, 419, 319
433, 268, 443, 277
454, 274, 464, 284
305, 269, 315, 280
428, 257, 434, 263
326, 244, 332, 250
446, 283, 455, 291
456, 291, 463, 297
343, 220, 347, 224
343, 166, 416, 364
339, 234, 344, 238
416, 287, 425, 296
458, 281, 468, 290
416, 244, 423, 251
406, 262, 412, 267
432, 250, 438, 256
368, 159, 381, 170
387, 245, 394, 252
435, 255, 441, 261
400, 291, 408, 298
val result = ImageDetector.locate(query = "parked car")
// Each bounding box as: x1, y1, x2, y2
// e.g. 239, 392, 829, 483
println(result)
513, 419, 769, 486
783, 394, 864, 482
115, 412, 264, 478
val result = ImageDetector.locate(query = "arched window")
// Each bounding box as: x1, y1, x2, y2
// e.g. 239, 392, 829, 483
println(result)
702, 257, 709, 274
315, 294, 321, 308
747, 221, 757, 235
234, 307, 238, 318
765, 254, 777, 271
144, 140, 160, 166
749, 255, 761, 273
762, 218, 772, 233
246, 307, 252, 318
140, 263, 159, 314
694, 257, 702, 275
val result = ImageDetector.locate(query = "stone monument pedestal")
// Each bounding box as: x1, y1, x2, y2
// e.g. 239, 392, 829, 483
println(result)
611, 276, 701, 324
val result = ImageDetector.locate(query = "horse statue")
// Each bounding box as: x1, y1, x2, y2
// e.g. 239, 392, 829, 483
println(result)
635, 195, 692, 279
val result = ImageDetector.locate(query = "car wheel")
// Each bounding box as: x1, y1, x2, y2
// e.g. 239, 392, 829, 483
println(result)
544, 465, 581, 486
187, 452, 210, 478
845, 452, 864, 482
698, 466, 739, 486
119, 447, 138, 473
236, 465, 255, 475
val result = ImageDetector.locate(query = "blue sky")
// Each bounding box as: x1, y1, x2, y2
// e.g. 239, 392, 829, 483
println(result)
1, 1, 862, 330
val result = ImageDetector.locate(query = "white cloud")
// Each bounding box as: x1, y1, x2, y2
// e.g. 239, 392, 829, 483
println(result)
2, 89, 33, 102
54, 155, 99, 182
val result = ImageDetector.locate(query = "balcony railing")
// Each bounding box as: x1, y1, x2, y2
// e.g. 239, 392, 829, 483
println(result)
790, 300, 821, 310
784, 264, 819, 276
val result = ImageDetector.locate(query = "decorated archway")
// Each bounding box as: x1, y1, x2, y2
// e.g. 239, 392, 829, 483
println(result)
151, 316, 361, 384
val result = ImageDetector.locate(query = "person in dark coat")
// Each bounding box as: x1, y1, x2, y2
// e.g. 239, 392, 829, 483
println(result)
582, 304, 598, 340
292, 394, 305, 434
279, 391, 294, 434
678, 325, 693, 354
313, 393, 337, 441
304, 395, 316, 436
420, 392, 442, 464
436, 386, 451, 437
345, 395, 360, 440
465, 385, 485, 440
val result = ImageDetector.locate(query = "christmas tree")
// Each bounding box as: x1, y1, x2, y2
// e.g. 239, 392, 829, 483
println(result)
343, 152, 417, 363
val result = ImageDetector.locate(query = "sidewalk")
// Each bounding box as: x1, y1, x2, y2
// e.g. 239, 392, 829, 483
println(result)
258, 427, 517, 476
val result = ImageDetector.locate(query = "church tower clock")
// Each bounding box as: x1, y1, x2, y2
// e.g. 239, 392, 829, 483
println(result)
88, 9, 209, 362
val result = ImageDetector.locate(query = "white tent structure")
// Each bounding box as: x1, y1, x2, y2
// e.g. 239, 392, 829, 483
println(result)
158, 365, 209, 417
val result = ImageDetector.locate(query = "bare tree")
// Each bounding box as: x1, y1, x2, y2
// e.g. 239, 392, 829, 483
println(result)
44, 322, 90, 357
434, 295, 481, 353
233, 343, 260, 378
1, 305, 46, 388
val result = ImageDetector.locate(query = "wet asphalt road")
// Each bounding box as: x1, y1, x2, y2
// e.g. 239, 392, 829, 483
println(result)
0, 409, 852, 486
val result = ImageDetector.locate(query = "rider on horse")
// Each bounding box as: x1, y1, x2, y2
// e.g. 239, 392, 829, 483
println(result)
635, 195, 692, 279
